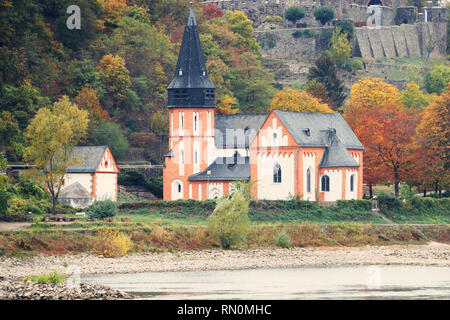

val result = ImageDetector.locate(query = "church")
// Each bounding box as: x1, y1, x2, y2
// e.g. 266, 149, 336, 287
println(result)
163, 5, 364, 201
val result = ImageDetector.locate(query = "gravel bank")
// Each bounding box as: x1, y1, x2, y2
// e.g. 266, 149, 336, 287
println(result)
0, 243, 448, 279
0, 280, 134, 300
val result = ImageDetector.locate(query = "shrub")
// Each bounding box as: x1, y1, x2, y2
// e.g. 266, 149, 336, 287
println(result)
16, 179, 47, 199
94, 227, 131, 258
351, 59, 363, 71
314, 6, 335, 25
275, 230, 292, 248
208, 191, 250, 249
292, 30, 318, 39
400, 184, 418, 201
7, 197, 45, 215
87, 200, 118, 220
265, 15, 283, 23
284, 6, 306, 25
22, 271, 66, 284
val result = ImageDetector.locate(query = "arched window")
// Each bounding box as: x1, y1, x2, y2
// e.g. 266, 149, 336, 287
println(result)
306, 168, 311, 193
181, 150, 184, 164
321, 175, 330, 192
194, 114, 197, 132
273, 163, 282, 183
350, 174, 355, 192
178, 184, 181, 193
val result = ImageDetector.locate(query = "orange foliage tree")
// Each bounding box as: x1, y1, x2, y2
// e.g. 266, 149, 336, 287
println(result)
73, 87, 111, 123
269, 87, 333, 113
344, 78, 419, 196
411, 84, 450, 195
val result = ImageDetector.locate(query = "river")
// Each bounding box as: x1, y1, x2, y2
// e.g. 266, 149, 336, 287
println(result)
82, 265, 450, 300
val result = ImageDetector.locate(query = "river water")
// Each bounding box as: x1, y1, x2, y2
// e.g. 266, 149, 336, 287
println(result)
82, 266, 450, 300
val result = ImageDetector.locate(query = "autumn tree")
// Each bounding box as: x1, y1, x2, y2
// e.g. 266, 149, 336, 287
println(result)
344, 78, 418, 196
73, 87, 111, 124
96, 54, 131, 103
413, 84, 450, 195
347, 77, 401, 109
269, 87, 333, 113
302, 79, 332, 106
24, 96, 89, 214
97, 0, 127, 26
400, 82, 432, 112
217, 94, 239, 115
308, 55, 346, 110
326, 28, 352, 67
225, 11, 260, 56
202, 3, 223, 20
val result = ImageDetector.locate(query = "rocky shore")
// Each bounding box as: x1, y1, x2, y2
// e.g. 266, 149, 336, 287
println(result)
0, 280, 134, 300
0, 242, 448, 281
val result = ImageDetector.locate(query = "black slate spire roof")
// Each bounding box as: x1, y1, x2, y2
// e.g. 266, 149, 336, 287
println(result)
167, 3, 216, 108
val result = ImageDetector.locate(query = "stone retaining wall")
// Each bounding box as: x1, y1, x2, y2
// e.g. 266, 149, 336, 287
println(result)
354, 22, 446, 59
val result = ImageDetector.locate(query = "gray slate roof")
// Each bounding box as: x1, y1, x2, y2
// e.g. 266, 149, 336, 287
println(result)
319, 130, 360, 168
214, 114, 267, 148
59, 182, 92, 199
273, 110, 364, 150
188, 153, 250, 181
66, 146, 107, 173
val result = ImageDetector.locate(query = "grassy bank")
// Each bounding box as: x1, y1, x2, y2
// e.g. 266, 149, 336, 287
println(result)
118, 199, 387, 224
117, 198, 449, 224
0, 222, 448, 257
378, 196, 450, 224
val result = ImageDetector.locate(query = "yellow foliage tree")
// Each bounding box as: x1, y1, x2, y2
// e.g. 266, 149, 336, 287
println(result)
97, 0, 127, 25
96, 54, 131, 101
400, 82, 433, 112
217, 94, 239, 114
348, 77, 401, 110
327, 28, 351, 66
269, 87, 333, 113
24, 96, 89, 214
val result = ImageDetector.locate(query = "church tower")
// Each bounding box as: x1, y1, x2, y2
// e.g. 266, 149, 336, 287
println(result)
163, 3, 216, 200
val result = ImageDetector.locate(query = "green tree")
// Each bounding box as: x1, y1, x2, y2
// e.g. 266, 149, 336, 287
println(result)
230, 52, 275, 113
424, 65, 450, 94
24, 96, 89, 214
208, 191, 250, 249
314, 6, 335, 25
400, 82, 432, 111
88, 120, 129, 160
326, 28, 352, 67
335, 19, 355, 41
308, 55, 346, 110
284, 6, 306, 25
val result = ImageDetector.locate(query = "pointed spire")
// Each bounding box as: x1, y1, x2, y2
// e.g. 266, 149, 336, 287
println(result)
167, 2, 216, 108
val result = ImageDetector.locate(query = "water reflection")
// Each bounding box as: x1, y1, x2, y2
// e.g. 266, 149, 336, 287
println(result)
82, 266, 450, 300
